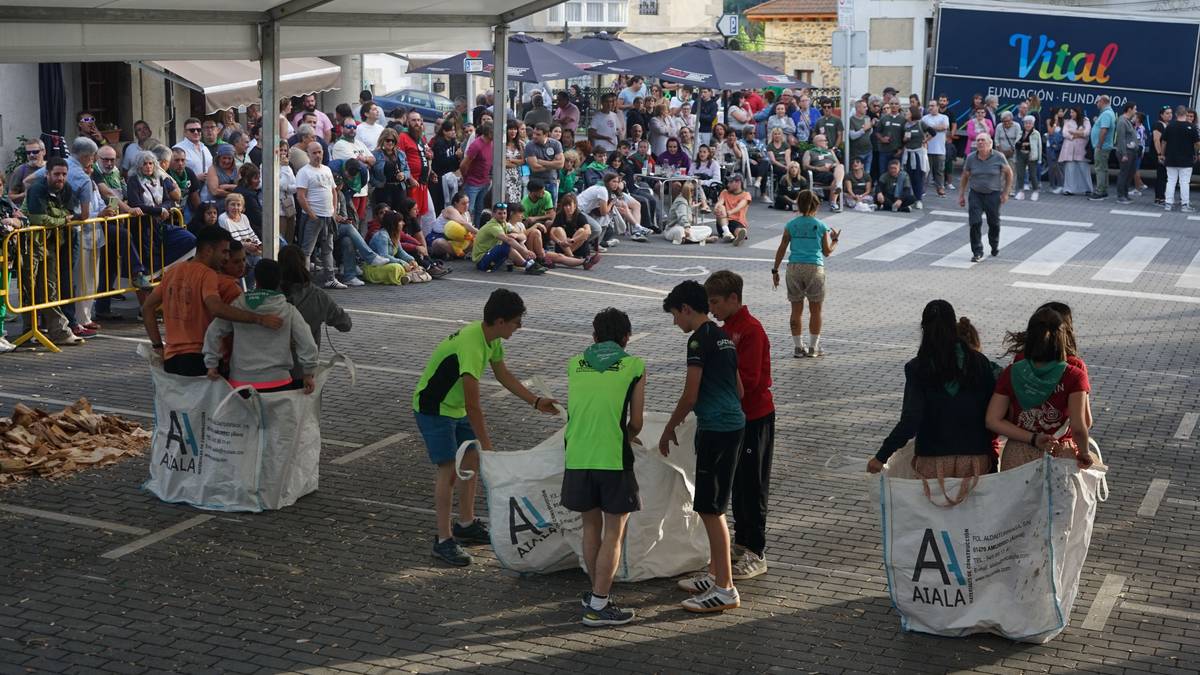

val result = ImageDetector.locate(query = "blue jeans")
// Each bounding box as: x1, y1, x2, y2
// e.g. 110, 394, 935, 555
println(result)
856, 151, 873, 176
465, 183, 489, 222
413, 411, 476, 465
336, 222, 377, 280
545, 181, 559, 204
475, 243, 510, 271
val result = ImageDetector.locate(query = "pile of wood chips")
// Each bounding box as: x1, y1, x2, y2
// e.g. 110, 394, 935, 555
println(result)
0, 398, 150, 485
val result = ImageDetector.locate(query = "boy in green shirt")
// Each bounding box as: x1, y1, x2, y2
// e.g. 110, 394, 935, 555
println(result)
659, 280, 745, 613
413, 289, 560, 566
563, 307, 645, 627
471, 201, 547, 274
521, 179, 555, 228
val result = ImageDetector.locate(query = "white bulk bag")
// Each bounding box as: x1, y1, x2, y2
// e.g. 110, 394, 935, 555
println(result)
879, 452, 1107, 643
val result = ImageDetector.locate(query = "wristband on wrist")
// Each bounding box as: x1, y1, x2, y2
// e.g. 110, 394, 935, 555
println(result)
771, 268, 779, 274
1030, 432, 1038, 446
533, 396, 541, 409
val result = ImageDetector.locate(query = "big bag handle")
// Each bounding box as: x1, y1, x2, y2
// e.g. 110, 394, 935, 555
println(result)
454, 439, 482, 480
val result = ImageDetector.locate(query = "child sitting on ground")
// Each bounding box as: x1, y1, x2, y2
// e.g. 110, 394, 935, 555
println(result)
203, 259, 319, 394
471, 202, 548, 274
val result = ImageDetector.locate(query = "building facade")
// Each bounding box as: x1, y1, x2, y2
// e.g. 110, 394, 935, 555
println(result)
745, 0, 839, 88
511, 0, 724, 53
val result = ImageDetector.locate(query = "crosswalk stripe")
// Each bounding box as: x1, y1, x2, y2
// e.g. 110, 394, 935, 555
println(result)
928, 210, 1092, 227
1178, 249, 1200, 289
931, 227, 1032, 269
1092, 236, 1170, 283
1110, 209, 1162, 218
856, 221, 959, 262
749, 215, 914, 252
1010, 232, 1099, 276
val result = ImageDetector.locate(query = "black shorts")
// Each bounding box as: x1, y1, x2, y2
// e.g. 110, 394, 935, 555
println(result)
693, 428, 744, 514
813, 171, 835, 187
561, 468, 641, 514
728, 220, 746, 232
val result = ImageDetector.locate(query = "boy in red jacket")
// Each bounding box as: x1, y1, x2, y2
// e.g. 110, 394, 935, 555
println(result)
704, 270, 775, 579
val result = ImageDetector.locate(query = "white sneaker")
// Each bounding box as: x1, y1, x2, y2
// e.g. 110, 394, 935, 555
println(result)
793, 345, 808, 359
1052, 187, 1064, 195
605, 238, 620, 247
597, 244, 609, 252
342, 277, 365, 287
732, 550, 768, 580
1030, 191, 1039, 202
914, 200, 923, 210
722, 232, 734, 242
1183, 205, 1197, 213
324, 278, 348, 290
681, 586, 740, 613
370, 255, 390, 266
731, 544, 747, 563
677, 572, 715, 594
1015, 191, 1025, 200
1130, 189, 1143, 197
0, 337, 15, 353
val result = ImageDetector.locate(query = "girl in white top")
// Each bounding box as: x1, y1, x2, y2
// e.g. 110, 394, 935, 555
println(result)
693, 144, 722, 209
662, 181, 714, 245
277, 140, 297, 243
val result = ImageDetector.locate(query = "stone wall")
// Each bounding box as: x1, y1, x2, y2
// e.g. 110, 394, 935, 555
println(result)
761, 18, 839, 87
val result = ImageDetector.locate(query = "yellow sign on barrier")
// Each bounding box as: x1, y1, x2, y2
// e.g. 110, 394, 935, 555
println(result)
1, 209, 187, 353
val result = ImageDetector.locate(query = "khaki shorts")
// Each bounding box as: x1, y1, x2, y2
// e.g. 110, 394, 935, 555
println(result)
785, 263, 826, 303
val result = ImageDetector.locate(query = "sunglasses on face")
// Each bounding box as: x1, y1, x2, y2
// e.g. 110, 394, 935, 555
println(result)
26, 149, 41, 155
80, 117, 95, 123
186, 127, 201, 133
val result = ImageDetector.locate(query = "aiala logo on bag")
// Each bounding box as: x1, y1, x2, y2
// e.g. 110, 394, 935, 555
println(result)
508, 494, 558, 558
911, 528, 968, 607
162, 410, 202, 474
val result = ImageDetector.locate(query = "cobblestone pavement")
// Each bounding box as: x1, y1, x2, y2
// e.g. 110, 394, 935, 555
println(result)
1, 188, 1198, 674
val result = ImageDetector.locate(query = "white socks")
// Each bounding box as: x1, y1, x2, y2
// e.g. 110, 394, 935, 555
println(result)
589, 594, 609, 610
792, 334, 807, 350
810, 335, 821, 353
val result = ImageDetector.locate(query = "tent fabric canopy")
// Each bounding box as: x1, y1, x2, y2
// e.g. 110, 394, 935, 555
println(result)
591, 39, 808, 90
409, 33, 593, 82
147, 58, 342, 113
558, 32, 648, 65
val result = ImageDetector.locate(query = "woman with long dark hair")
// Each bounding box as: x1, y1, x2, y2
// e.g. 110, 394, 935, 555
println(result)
868, 300, 998, 486
987, 306, 1094, 471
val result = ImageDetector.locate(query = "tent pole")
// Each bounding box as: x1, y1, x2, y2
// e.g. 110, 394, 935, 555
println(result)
260, 19, 281, 259
492, 23, 509, 205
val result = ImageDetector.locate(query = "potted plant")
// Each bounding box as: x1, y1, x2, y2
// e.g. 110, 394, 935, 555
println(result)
98, 122, 122, 146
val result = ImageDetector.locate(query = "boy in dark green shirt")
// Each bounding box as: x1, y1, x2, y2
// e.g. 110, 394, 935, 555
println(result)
562, 308, 645, 627
659, 280, 745, 614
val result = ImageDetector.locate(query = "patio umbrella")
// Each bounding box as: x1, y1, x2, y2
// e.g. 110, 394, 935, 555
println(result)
409, 33, 593, 82
559, 31, 648, 66
591, 39, 807, 90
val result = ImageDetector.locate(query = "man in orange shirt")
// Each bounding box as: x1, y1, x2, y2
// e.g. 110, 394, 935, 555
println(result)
141, 227, 283, 376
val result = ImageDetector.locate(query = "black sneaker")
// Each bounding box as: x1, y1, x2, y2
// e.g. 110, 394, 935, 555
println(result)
991, 247, 999, 257
582, 602, 635, 627
452, 518, 491, 545
970, 254, 983, 263
1087, 192, 1108, 201
432, 536, 471, 566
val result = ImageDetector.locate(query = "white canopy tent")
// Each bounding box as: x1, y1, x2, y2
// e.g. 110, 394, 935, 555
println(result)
143, 59, 343, 114
0, 0, 555, 257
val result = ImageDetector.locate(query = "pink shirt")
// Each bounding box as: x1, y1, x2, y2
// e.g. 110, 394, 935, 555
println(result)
463, 137, 493, 187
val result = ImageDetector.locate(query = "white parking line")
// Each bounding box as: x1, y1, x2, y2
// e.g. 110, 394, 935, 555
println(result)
1009, 232, 1098, 276
928, 210, 1092, 227
0, 504, 150, 535
1110, 209, 1162, 218
543, 270, 666, 295
1166, 498, 1200, 508
1178, 249, 1200, 289
1138, 479, 1171, 517
1120, 601, 1200, 622
1175, 412, 1199, 440
343, 496, 450, 518
0, 391, 151, 419
857, 221, 959, 262
344, 309, 589, 338
1011, 281, 1200, 304
100, 514, 215, 560
931, 227, 1031, 269
446, 276, 660, 300
323, 439, 361, 448
1081, 574, 1126, 631
752, 217, 914, 254
1091, 237, 1170, 283
329, 432, 410, 465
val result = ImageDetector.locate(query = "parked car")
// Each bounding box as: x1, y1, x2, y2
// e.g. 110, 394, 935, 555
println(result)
373, 89, 456, 124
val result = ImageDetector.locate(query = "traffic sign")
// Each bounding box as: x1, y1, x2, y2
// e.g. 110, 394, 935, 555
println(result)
716, 14, 740, 38
837, 0, 854, 29
831, 30, 868, 68
463, 58, 485, 73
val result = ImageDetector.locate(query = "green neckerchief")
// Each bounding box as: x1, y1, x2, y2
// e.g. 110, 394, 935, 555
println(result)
583, 341, 628, 372
1010, 358, 1068, 409
168, 168, 190, 192
95, 166, 123, 193
943, 344, 966, 397
582, 160, 608, 172
244, 288, 281, 310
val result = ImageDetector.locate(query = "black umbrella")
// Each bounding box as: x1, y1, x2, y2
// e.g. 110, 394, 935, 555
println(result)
591, 39, 807, 90
559, 31, 648, 65
410, 33, 593, 83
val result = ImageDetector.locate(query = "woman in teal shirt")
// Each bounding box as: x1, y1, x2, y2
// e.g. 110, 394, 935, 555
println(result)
771, 191, 840, 358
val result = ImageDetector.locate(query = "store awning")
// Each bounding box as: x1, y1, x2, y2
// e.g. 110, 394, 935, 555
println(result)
143, 58, 342, 113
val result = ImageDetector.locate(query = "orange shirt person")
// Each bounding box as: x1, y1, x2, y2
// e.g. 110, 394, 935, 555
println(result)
141, 226, 282, 376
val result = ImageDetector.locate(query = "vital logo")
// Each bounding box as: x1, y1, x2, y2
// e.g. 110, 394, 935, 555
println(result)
1009, 34, 1118, 84
911, 528, 968, 607
160, 410, 201, 474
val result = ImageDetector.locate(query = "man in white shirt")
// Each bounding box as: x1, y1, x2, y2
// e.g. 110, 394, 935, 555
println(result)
121, 120, 153, 173
617, 76, 645, 111
588, 93, 625, 153
295, 143, 345, 289
669, 86, 693, 111
173, 117, 213, 200
330, 119, 375, 167
921, 100, 951, 196
355, 102, 386, 152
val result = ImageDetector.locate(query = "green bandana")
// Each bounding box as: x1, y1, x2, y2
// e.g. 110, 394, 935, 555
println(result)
1009, 358, 1068, 409
243, 288, 281, 310
582, 341, 628, 373
943, 344, 966, 397
168, 168, 190, 192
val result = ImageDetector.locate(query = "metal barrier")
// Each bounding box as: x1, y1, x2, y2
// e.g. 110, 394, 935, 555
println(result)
1, 208, 188, 353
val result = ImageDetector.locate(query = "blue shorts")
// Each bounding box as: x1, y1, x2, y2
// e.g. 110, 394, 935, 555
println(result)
413, 411, 476, 465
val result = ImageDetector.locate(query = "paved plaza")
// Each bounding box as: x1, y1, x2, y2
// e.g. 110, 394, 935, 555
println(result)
1, 191, 1199, 674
